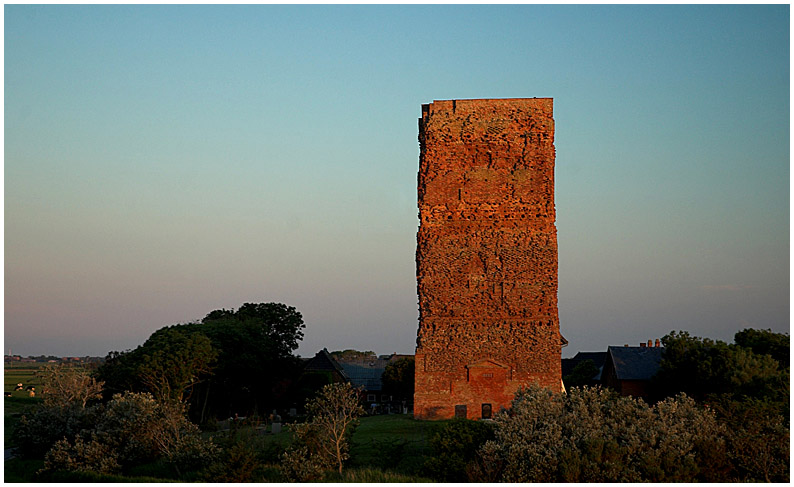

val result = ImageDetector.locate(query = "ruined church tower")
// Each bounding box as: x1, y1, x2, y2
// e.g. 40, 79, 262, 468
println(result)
414, 98, 562, 420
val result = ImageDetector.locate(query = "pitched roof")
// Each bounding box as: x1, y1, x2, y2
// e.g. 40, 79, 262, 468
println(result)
607, 346, 664, 381
304, 348, 348, 379
338, 362, 385, 391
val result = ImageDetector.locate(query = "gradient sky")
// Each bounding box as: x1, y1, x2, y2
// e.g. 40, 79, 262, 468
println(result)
4, 5, 789, 359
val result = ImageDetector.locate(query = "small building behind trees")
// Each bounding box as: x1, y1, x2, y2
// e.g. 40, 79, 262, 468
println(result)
601, 343, 664, 399
300, 349, 413, 413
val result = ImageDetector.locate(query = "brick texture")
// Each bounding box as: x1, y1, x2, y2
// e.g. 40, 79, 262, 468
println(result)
414, 98, 562, 420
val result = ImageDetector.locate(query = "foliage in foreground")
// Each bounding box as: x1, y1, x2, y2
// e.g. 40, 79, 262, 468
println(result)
476, 385, 730, 483
280, 382, 365, 481
710, 395, 790, 482
29, 392, 218, 479
422, 418, 494, 482
15, 402, 99, 458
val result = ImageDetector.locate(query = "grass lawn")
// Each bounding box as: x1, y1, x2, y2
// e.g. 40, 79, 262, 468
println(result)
348, 414, 436, 477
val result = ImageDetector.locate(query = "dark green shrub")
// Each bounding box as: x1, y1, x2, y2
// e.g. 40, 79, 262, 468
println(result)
125, 459, 178, 480
422, 418, 494, 482
38, 468, 178, 483
713, 396, 789, 482
199, 442, 261, 482
4, 459, 45, 483
15, 403, 99, 458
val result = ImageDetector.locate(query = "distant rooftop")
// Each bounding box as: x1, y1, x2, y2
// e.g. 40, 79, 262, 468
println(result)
607, 346, 664, 381
338, 363, 385, 392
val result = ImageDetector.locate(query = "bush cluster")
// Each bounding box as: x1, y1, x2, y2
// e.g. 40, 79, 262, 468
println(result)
22, 392, 219, 479
15, 403, 100, 458
422, 418, 494, 482
476, 386, 729, 483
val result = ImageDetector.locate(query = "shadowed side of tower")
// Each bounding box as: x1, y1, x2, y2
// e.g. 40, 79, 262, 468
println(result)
414, 98, 562, 420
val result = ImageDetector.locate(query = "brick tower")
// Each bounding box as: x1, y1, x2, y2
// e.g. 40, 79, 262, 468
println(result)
414, 98, 562, 420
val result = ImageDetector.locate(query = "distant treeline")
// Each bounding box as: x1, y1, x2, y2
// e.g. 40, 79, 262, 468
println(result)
5, 355, 104, 364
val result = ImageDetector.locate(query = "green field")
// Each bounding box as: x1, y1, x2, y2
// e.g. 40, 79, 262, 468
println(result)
4, 363, 46, 397
4, 363, 47, 450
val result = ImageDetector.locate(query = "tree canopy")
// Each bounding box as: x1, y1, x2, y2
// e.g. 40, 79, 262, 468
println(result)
649, 328, 789, 481
135, 326, 216, 403
381, 357, 415, 403
96, 302, 306, 421
40, 364, 104, 409
651, 329, 788, 406
734, 328, 789, 368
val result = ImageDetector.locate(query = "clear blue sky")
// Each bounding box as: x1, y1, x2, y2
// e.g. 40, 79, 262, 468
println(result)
5, 5, 789, 358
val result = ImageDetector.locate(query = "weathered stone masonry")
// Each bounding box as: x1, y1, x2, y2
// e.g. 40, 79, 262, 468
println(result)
414, 98, 562, 420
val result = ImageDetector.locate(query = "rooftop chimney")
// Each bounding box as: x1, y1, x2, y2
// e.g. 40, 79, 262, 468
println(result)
640, 342, 646, 348
648, 339, 653, 348
655, 339, 660, 347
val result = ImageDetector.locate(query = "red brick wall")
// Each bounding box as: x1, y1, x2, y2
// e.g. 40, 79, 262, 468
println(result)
414, 99, 561, 420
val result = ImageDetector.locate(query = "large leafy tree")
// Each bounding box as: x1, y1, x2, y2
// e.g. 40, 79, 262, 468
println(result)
651, 330, 787, 405
96, 326, 217, 405
193, 302, 305, 418
562, 359, 600, 390
96, 302, 306, 421
734, 328, 789, 368
135, 326, 217, 404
